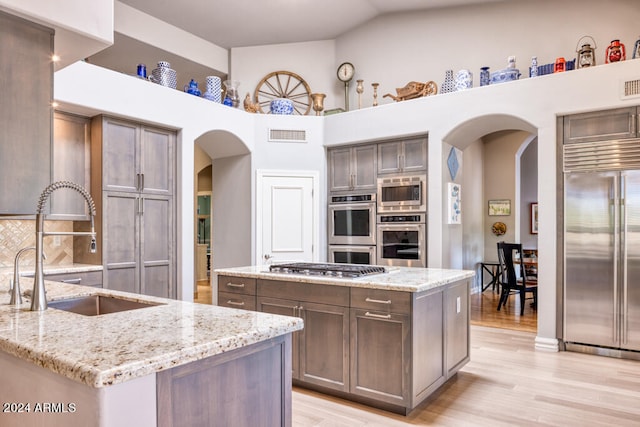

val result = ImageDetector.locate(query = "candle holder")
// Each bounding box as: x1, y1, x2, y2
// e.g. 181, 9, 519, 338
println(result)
372, 83, 379, 106
356, 80, 364, 109
310, 93, 326, 116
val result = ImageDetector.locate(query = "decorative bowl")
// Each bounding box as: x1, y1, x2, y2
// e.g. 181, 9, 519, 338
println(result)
270, 98, 294, 115
490, 68, 520, 85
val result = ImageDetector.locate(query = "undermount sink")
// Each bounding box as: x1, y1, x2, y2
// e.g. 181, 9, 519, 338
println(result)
48, 295, 163, 316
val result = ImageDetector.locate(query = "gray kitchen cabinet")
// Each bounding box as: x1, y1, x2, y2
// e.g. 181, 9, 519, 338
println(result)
377, 137, 427, 175
43, 270, 102, 288
78, 116, 176, 299
217, 276, 257, 311
50, 112, 91, 220
563, 107, 639, 144
257, 280, 350, 393
0, 12, 53, 215
328, 144, 377, 192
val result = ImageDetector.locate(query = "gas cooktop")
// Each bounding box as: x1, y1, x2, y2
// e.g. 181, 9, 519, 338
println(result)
268, 262, 386, 278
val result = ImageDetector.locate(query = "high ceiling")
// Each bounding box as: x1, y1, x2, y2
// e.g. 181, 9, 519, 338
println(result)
117, 0, 506, 49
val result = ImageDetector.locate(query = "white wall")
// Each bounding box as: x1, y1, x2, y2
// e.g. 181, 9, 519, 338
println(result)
520, 139, 538, 249
334, 0, 640, 109
231, 40, 337, 112
462, 139, 484, 289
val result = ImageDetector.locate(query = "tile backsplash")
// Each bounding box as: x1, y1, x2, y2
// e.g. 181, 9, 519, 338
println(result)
0, 219, 74, 268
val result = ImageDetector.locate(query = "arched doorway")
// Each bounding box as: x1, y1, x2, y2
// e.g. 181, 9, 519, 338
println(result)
442, 115, 538, 332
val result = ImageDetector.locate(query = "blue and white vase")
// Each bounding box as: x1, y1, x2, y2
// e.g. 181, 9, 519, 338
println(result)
480, 67, 490, 86
441, 70, 456, 94
530, 56, 538, 77
270, 98, 294, 115
203, 76, 222, 102
150, 61, 177, 89
455, 69, 473, 91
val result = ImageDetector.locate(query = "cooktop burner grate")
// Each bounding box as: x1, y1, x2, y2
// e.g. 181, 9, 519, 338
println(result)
269, 262, 386, 278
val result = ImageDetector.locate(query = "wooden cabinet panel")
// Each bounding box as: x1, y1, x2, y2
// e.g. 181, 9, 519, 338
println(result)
258, 279, 349, 306
377, 138, 427, 175
157, 335, 292, 427
258, 296, 301, 379
218, 291, 256, 311
350, 309, 410, 405
218, 276, 257, 296
0, 12, 53, 214
50, 112, 91, 220
328, 144, 377, 192
445, 279, 470, 374
299, 302, 350, 392
91, 116, 176, 299
563, 107, 638, 144
350, 287, 411, 313
39, 270, 102, 288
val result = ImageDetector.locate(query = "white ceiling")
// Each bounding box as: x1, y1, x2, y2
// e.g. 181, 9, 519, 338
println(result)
117, 0, 506, 49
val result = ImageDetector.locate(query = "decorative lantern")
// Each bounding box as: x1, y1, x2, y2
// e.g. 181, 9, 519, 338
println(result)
575, 36, 597, 68
606, 39, 626, 63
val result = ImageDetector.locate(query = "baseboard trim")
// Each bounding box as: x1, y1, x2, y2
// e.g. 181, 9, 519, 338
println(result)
535, 336, 560, 352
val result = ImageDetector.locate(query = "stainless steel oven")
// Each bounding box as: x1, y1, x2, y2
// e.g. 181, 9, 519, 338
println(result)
328, 194, 376, 246
376, 213, 426, 267
377, 175, 426, 213
328, 245, 376, 265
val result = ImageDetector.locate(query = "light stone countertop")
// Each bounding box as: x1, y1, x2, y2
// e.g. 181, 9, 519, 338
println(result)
0, 271, 303, 389
214, 265, 475, 293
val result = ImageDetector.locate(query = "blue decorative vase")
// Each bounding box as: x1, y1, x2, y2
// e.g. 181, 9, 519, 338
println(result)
455, 69, 473, 91
184, 79, 201, 97
480, 67, 490, 86
441, 70, 456, 94
270, 98, 294, 115
530, 56, 538, 77
203, 76, 222, 102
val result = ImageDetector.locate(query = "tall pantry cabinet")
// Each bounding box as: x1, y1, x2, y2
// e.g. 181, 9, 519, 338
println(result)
82, 116, 176, 298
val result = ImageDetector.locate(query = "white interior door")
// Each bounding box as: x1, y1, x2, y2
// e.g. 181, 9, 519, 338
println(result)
258, 171, 318, 264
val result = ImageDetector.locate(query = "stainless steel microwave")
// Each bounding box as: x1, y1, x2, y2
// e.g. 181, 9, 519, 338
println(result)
377, 175, 426, 213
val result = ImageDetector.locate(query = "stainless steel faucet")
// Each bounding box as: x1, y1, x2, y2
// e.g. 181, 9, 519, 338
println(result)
9, 246, 36, 305
30, 181, 97, 311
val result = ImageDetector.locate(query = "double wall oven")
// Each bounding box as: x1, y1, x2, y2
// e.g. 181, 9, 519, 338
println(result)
328, 193, 377, 265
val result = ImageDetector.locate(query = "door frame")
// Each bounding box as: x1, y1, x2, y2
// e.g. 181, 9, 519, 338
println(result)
255, 169, 320, 265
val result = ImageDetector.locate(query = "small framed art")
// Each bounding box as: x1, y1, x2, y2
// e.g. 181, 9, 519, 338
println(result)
488, 199, 511, 216
530, 202, 538, 234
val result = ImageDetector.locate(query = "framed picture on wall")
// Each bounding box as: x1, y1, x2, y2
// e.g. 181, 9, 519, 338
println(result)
531, 202, 538, 234
488, 199, 511, 216
447, 182, 461, 224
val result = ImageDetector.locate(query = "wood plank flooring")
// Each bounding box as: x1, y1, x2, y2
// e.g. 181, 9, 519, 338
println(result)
292, 326, 640, 426
470, 287, 537, 333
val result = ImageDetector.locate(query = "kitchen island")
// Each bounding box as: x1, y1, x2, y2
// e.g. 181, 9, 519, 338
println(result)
215, 264, 475, 415
0, 270, 302, 427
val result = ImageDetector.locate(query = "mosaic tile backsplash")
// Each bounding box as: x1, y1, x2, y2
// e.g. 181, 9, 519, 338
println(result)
0, 220, 74, 268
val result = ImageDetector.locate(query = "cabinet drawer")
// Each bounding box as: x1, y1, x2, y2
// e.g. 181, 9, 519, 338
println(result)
218, 276, 256, 295
350, 287, 411, 314
258, 279, 349, 306
43, 270, 103, 288
218, 291, 256, 311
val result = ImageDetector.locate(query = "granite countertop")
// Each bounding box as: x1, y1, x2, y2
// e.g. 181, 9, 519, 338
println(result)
0, 273, 303, 389
214, 265, 475, 293
0, 263, 103, 279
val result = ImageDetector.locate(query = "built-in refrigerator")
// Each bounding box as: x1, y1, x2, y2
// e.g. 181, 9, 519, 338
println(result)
564, 138, 640, 354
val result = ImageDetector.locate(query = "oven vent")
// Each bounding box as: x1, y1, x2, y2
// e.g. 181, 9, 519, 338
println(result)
269, 129, 307, 143
621, 78, 640, 99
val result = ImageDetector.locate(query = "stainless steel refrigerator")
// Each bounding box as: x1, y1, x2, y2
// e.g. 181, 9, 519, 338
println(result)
564, 139, 640, 354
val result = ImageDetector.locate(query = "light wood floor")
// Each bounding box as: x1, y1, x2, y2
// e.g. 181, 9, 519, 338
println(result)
292, 325, 640, 426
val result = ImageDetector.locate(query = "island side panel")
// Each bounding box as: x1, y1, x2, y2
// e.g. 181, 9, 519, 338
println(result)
445, 278, 471, 375
157, 334, 292, 427
411, 288, 445, 406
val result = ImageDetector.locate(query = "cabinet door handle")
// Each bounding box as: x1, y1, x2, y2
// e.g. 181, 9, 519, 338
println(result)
60, 278, 82, 284
141, 173, 145, 191
139, 197, 144, 215
226, 300, 245, 307
364, 311, 391, 319
136, 173, 141, 191
226, 282, 245, 288
365, 297, 392, 305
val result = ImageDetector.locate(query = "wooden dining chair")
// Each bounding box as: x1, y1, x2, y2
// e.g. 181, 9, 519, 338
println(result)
496, 242, 537, 315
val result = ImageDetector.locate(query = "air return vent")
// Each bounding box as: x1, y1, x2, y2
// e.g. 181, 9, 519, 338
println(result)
621, 78, 640, 99
268, 129, 307, 143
